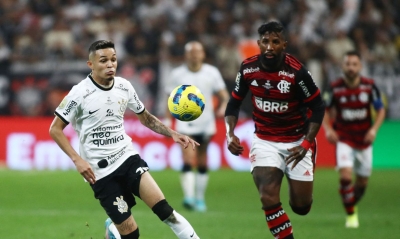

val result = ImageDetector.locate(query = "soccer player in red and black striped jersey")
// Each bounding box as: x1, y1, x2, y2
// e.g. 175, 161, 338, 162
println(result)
322, 51, 385, 228
225, 21, 325, 239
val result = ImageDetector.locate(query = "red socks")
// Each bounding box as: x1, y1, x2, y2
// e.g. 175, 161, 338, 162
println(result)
340, 179, 355, 215
264, 203, 294, 239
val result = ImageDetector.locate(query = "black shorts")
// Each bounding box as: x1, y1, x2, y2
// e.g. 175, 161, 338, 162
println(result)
190, 133, 213, 145
90, 154, 149, 224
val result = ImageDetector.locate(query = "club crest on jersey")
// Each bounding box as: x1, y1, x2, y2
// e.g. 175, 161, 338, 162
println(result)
277, 80, 291, 93
113, 196, 128, 214
118, 99, 127, 115
243, 67, 259, 75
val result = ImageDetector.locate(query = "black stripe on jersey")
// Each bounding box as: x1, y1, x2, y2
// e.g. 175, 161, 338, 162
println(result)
54, 111, 69, 125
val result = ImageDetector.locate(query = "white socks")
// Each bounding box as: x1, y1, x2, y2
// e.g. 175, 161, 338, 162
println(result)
195, 173, 209, 201
180, 171, 195, 199
108, 222, 121, 239
163, 210, 200, 239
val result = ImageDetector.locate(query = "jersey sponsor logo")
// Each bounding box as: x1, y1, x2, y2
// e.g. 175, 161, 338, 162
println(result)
132, 93, 143, 111
243, 67, 260, 75
234, 72, 241, 91
278, 70, 294, 78
298, 81, 311, 97
97, 146, 127, 168
115, 84, 128, 92
341, 108, 367, 121
255, 97, 289, 113
106, 109, 114, 116
83, 89, 96, 99
92, 134, 125, 147
89, 109, 100, 114
62, 100, 77, 116
92, 123, 123, 132
277, 80, 291, 93
113, 196, 128, 214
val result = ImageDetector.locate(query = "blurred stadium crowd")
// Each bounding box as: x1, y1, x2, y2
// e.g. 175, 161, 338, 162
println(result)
0, 0, 399, 118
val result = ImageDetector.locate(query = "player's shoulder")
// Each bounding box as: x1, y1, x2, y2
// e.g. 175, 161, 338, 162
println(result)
330, 78, 346, 88
242, 55, 259, 66
113, 76, 129, 85
284, 53, 303, 71
360, 76, 375, 85
202, 63, 221, 73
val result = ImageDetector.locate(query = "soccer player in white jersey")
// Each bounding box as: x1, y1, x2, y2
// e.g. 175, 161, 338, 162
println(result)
165, 41, 229, 212
49, 40, 200, 239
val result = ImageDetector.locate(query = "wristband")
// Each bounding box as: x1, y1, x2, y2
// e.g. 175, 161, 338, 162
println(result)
300, 139, 311, 151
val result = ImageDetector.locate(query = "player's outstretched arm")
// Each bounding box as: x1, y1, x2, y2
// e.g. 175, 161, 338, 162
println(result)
49, 116, 96, 184
225, 115, 244, 156
137, 109, 199, 149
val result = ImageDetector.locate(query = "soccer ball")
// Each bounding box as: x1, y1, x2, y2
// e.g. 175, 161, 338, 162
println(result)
168, 85, 205, 121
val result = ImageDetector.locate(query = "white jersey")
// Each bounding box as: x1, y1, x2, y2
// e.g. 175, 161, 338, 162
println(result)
166, 63, 226, 135
55, 75, 145, 180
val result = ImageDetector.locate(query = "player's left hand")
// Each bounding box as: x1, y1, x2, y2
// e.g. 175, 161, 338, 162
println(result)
364, 128, 376, 144
172, 132, 200, 150
286, 146, 308, 170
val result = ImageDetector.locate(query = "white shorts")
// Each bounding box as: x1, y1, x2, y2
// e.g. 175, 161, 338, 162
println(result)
336, 141, 372, 177
249, 135, 316, 181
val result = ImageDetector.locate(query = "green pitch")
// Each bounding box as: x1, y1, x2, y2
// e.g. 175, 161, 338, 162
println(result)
0, 168, 399, 239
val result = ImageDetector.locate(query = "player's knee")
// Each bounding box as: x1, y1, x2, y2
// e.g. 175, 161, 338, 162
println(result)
198, 166, 207, 174
290, 201, 313, 216
152, 199, 174, 221
182, 164, 192, 172
121, 228, 139, 239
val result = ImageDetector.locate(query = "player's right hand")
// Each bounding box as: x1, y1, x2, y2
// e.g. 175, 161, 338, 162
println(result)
226, 134, 244, 156
74, 157, 96, 184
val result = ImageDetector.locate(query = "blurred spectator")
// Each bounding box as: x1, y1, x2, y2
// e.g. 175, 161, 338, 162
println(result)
0, 0, 399, 119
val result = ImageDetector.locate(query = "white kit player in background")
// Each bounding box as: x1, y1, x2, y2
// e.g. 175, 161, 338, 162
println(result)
49, 40, 200, 239
164, 41, 230, 212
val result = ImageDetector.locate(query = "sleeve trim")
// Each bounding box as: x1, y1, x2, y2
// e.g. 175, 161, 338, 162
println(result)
54, 111, 70, 125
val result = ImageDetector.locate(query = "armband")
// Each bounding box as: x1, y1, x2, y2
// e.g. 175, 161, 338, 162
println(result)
300, 139, 311, 151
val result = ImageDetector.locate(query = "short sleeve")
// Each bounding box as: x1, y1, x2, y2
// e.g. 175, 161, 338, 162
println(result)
211, 67, 226, 92
54, 85, 82, 125
127, 83, 145, 114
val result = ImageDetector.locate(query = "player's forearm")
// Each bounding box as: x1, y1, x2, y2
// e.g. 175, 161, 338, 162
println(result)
140, 110, 173, 137
371, 108, 386, 132
49, 128, 81, 162
224, 115, 238, 136
322, 110, 334, 131
304, 122, 322, 143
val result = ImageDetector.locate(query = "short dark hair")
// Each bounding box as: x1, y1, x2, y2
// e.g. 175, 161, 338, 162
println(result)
257, 21, 285, 38
88, 40, 115, 55
344, 50, 361, 59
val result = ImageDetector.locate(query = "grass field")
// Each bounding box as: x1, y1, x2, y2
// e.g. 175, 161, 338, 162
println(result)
0, 168, 399, 239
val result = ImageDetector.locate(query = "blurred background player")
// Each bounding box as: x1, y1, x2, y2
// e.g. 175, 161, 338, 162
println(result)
225, 21, 325, 239
50, 40, 200, 239
165, 41, 229, 212
322, 50, 386, 228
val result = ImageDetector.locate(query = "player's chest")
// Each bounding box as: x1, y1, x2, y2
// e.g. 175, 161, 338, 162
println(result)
245, 71, 297, 99
333, 88, 370, 107
82, 90, 129, 119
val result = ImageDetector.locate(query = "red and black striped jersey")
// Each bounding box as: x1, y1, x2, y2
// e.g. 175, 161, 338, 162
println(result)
325, 77, 384, 149
232, 54, 321, 142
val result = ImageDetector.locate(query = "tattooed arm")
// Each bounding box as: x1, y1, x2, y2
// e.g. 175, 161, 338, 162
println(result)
136, 109, 199, 149
137, 109, 173, 137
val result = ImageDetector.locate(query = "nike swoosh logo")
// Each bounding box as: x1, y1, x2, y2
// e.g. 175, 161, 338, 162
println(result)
190, 232, 194, 238
89, 109, 100, 114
